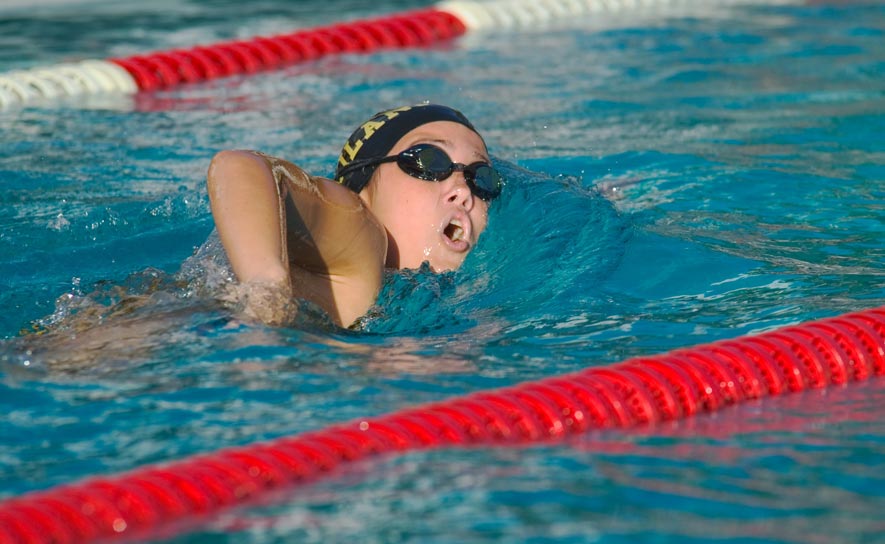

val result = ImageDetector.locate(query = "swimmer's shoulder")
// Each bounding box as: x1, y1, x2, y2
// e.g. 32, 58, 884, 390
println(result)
310, 174, 388, 275
250, 151, 387, 325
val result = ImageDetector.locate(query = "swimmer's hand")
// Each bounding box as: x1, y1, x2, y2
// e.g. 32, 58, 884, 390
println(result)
224, 279, 298, 327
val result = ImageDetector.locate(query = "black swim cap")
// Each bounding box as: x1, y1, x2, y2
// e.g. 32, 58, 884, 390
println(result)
336, 104, 481, 194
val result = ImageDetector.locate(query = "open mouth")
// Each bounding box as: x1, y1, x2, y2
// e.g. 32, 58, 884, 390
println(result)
443, 218, 466, 243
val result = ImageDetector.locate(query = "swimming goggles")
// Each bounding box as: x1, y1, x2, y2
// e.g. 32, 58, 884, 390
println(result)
338, 143, 503, 201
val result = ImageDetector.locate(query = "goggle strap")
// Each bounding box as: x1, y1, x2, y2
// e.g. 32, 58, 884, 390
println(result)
337, 155, 397, 181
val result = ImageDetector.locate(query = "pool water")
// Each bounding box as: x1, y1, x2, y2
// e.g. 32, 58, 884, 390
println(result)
1, 0, 884, 542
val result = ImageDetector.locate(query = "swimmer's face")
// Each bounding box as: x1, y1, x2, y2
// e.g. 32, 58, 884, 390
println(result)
361, 121, 491, 272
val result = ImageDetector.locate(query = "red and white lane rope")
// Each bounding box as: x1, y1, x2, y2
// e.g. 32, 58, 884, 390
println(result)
0, 0, 801, 110
0, 7, 464, 110
0, 307, 882, 543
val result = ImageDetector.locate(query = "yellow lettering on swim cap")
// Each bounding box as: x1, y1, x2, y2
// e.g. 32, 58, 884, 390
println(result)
360, 119, 387, 140
359, 106, 412, 141
340, 139, 363, 163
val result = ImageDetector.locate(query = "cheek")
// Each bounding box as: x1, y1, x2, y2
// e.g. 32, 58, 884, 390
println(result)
383, 186, 437, 239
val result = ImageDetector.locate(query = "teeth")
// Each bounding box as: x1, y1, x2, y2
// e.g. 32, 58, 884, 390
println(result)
449, 219, 464, 242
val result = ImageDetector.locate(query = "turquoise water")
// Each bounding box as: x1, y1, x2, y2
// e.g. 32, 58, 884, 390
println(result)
1, 0, 884, 542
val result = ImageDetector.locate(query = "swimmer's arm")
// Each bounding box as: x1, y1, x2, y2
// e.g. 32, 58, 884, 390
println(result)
206, 149, 386, 327
207, 150, 295, 326
207, 149, 289, 285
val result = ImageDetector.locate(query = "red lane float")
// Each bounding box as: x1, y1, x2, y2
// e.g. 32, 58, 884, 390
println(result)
109, 8, 466, 91
1, 307, 883, 543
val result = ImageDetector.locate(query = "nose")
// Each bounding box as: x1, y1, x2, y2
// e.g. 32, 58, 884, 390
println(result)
443, 171, 475, 210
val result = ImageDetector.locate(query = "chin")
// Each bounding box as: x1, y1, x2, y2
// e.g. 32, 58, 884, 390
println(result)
428, 256, 465, 273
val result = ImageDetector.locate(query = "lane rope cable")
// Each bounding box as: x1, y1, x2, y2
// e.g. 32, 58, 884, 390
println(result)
0, 306, 882, 543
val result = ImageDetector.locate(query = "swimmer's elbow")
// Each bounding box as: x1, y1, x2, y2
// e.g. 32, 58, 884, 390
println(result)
208, 149, 241, 175
208, 150, 259, 189
207, 150, 277, 211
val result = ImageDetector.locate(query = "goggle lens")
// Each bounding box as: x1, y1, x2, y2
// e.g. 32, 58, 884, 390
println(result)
397, 144, 502, 201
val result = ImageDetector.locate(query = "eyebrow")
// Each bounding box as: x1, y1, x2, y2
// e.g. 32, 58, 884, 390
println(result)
405, 136, 490, 163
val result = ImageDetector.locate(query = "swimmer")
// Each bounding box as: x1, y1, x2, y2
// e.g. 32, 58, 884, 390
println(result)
207, 104, 503, 328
